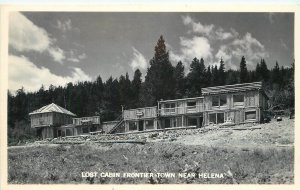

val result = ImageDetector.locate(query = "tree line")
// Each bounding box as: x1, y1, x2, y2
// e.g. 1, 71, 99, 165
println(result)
8, 35, 294, 143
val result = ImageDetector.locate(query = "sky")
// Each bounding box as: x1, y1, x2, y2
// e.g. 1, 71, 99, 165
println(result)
8, 12, 294, 93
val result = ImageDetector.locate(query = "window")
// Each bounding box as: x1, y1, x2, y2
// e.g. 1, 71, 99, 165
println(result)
209, 113, 216, 124
217, 113, 224, 123
233, 94, 244, 103
212, 96, 219, 107
129, 121, 137, 131
220, 95, 227, 106
245, 111, 256, 120
187, 101, 196, 109
145, 120, 154, 130
165, 118, 171, 128
209, 113, 224, 124
212, 95, 227, 107
66, 128, 73, 136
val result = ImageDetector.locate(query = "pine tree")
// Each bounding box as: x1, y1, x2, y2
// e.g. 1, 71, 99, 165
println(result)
174, 61, 186, 98
186, 57, 206, 96
131, 69, 142, 108
272, 61, 280, 85
239, 56, 248, 83
206, 65, 212, 87
260, 59, 269, 82
143, 35, 175, 105
218, 58, 225, 86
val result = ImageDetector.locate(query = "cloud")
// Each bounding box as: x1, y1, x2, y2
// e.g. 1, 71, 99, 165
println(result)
48, 47, 66, 63
280, 39, 289, 50
9, 55, 91, 93
169, 36, 212, 68
129, 47, 147, 70
215, 33, 268, 70
182, 15, 214, 36
56, 19, 72, 32
9, 12, 50, 52
9, 12, 67, 64
66, 50, 86, 63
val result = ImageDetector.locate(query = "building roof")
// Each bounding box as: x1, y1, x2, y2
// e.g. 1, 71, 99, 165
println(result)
29, 103, 76, 116
202, 82, 266, 96
159, 96, 204, 103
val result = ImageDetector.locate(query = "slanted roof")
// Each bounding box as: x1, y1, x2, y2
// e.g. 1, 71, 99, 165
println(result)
202, 82, 266, 96
29, 103, 76, 116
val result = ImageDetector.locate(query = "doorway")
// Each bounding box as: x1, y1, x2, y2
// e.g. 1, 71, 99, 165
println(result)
138, 120, 144, 131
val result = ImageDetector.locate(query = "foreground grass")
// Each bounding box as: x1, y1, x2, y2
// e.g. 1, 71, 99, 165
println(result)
8, 142, 293, 184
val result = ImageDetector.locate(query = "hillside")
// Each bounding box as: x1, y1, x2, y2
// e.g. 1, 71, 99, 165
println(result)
8, 118, 294, 184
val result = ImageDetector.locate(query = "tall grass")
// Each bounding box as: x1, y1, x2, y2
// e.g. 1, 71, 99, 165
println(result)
8, 143, 293, 184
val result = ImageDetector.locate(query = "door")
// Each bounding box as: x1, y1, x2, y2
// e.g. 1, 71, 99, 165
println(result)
138, 120, 144, 131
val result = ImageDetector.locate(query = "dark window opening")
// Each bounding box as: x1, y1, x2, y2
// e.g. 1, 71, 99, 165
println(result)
138, 120, 144, 131
245, 111, 256, 120
129, 121, 137, 131
209, 113, 216, 124
90, 125, 97, 132
187, 118, 197, 126
212, 96, 219, 107
82, 127, 89, 134
187, 101, 196, 109
145, 120, 154, 130
233, 94, 244, 103
165, 118, 171, 128
217, 113, 224, 123
220, 95, 227, 106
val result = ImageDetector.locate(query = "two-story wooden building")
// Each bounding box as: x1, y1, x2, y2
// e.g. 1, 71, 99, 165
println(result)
29, 103, 101, 139
158, 97, 204, 128
29, 103, 76, 139
202, 81, 268, 125
118, 81, 268, 133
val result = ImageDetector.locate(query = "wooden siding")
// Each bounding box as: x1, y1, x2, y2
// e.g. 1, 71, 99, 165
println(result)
159, 98, 204, 116
124, 107, 157, 120
73, 116, 101, 126
30, 112, 73, 128
204, 90, 260, 111
102, 121, 119, 133
204, 107, 260, 125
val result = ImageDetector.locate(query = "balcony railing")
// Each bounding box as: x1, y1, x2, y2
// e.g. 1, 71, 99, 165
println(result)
159, 105, 204, 116
73, 116, 100, 126
123, 106, 157, 120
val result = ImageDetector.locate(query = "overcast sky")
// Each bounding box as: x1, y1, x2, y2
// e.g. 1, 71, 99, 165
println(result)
8, 12, 294, 93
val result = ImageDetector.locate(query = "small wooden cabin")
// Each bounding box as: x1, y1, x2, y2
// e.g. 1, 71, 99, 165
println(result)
202, 81, 269, 125
29, 103, 76, 139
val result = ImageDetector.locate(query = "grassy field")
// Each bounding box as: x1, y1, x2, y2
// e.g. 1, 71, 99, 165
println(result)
8, 119, 294, 184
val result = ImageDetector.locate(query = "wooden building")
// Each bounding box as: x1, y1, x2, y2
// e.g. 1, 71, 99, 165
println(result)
29, 103, 76, 139
30, 82, 269, 137
123, 106, 157, 132
158, 97, 204, 128
119, 81, 268, 133
29, 103, 101, 139
202, 81, 269, 125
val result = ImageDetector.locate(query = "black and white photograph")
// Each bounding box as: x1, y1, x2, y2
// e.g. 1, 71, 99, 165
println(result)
4, 8, 295, 186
